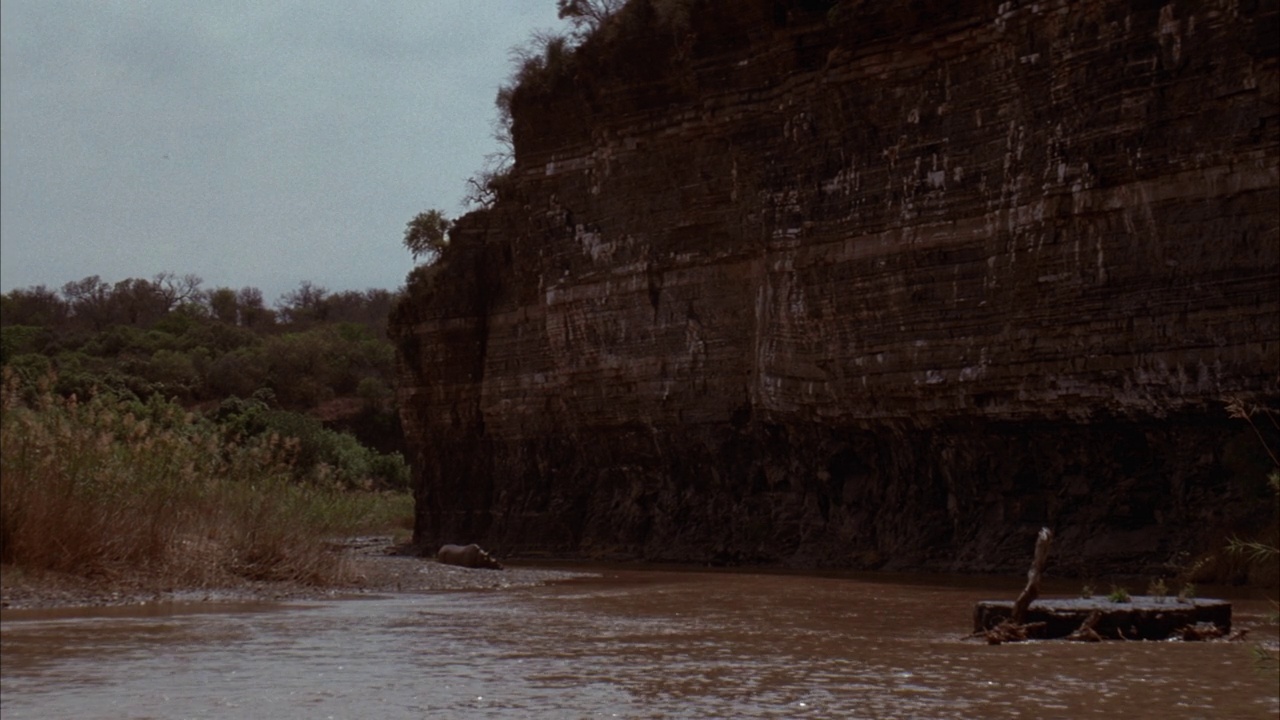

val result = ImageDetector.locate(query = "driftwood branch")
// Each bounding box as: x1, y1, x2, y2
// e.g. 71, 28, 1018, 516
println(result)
983, 621, 1047, 645
1066, 610, 1102, 642
1012, 527, 1053, 624
977, 527, 1055, 643
974, 527, 1236, 642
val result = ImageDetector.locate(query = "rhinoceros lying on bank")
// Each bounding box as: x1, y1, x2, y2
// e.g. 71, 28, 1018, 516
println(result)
436, 543, 504, 570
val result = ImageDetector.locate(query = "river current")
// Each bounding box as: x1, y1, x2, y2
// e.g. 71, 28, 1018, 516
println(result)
2, 567, 1277, 718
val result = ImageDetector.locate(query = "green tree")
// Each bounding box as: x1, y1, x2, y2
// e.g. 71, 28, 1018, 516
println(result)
236, 287, 275, 329
110, 278, 168, 327
205, 348, 268, 399
0, 326, 54, 364
277, 281, 330, 327
403, 210, 451, 263
61, 276, 114, 331
0, 286, 68, 328
206, 287, 240, 325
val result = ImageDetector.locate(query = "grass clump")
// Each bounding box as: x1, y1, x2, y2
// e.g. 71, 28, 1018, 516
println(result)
1147, 577, 1169, 602
0, 371, 410, 588
1178, 582, 1197, 602
1107, 586, 1131, 603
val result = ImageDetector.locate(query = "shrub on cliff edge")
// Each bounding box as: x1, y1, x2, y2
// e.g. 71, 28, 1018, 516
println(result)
403, 209, 451, 264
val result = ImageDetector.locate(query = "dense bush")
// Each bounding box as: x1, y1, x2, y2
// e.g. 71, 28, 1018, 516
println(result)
0, 275, 405, 457
215, 395, 409, 491
0, 274, 413, 586
0, 325, 53, 362
0, 375, 408, 584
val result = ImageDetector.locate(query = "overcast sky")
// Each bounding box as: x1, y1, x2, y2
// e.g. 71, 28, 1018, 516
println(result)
0, 1, 566, 303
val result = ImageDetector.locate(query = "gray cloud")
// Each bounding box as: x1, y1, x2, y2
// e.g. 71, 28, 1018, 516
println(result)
1, 0, 563, 302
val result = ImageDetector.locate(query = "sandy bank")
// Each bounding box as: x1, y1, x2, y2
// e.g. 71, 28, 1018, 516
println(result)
1, 536, 593, 611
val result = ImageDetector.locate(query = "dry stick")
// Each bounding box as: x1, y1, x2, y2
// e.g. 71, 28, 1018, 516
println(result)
981, 527, 1055, 644
1012, 527, 1053, 625
1067, 610, 1103, 642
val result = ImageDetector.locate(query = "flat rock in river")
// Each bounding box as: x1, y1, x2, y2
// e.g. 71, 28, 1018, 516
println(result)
974, 596, 1231, 640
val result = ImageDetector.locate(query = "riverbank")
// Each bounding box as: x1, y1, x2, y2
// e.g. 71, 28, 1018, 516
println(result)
0, 536, 593, 611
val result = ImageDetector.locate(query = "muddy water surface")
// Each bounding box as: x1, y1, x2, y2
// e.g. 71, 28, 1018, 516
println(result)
2, 568, 1277, 718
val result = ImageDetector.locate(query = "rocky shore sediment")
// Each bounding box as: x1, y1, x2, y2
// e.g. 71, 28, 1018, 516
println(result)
1, 537, 590, 612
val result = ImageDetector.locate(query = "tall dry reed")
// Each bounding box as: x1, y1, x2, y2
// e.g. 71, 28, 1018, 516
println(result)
0, 371, 406, 588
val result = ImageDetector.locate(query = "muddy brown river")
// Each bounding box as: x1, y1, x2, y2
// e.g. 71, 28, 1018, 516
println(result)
3, 567, 1277, 718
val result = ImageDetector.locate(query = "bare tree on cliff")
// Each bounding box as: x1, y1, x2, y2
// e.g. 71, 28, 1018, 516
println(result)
403, 210, 451, 264
153, 272, 204, 312
557, 0, 626, 39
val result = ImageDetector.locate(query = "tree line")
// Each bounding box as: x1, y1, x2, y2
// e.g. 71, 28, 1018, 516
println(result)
2, 273, 397, 335
1, 273, 408, 491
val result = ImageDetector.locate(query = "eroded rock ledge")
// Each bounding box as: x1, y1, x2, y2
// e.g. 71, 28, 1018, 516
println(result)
392, 0, 1279, 573
973, 596, 1232, 641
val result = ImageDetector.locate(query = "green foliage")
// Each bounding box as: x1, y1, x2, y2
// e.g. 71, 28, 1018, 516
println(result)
277, 281, 331, 327
1147, 577, 1169, 600
357, 376, 392, 407
205, 347, 269, 398
144, 349, 201, 399
0, 285, 69, 327
206, 287, 240, 324
214, 396, 409, 491
259, 410, 408, 491
1107, 586, 1131, 603
404, 210, 451, 263
0, 325, 54, 363
493, 26, 582, 164
3, 353, 54, 389
4, 275, 400, 409
261, 333, 335, 406
1, 374, 409, 584
54, 363, 150, 402
1223, 399, 1280, 576
1, 271, 414, 593
502, 31, 576, 108
323, 289, 397, 333
1227, 535, 1279, 564
234, 286, 276, 328
494, 0, 696, 162
81, 324, 150, 357
212, 393, 270, 435
1, 273, 411, 515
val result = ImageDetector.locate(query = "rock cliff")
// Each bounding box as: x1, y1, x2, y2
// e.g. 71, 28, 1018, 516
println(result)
392, 0, 1279, 574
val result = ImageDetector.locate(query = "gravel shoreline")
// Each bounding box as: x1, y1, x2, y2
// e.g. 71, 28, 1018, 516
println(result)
1, 536, 596, 612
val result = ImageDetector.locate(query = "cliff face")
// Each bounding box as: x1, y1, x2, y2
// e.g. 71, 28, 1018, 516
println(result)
393, 0, 1280, 574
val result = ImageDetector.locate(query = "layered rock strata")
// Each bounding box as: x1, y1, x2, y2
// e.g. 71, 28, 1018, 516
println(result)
393, 0, 1279, 573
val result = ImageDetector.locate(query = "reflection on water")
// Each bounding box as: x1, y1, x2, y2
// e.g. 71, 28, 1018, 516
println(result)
3, 569, 1277, 719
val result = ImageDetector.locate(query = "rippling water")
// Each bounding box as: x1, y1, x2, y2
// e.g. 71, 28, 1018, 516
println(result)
3, 568, 1277, 718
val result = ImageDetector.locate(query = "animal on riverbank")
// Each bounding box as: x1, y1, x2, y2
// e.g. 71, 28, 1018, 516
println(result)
436, 543, 504, 570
